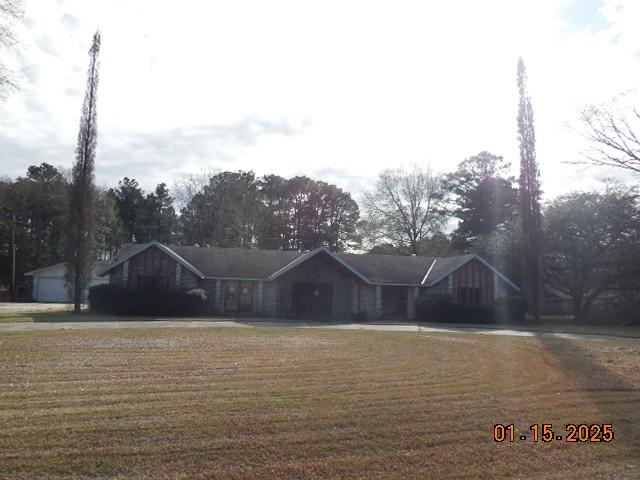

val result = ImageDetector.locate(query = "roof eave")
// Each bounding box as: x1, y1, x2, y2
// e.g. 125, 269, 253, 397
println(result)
24, 262, 68, 276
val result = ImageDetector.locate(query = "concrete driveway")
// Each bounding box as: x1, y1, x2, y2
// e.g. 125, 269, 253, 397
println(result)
0, 319, 638, 343
0, 302, 73, 314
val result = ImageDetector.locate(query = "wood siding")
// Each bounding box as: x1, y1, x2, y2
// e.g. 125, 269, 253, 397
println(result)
276, 253, 355, 319
427, 259, 516, 305
109, 246, 198, 290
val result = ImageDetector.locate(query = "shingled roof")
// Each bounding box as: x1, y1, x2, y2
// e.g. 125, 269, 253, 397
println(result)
170, 245, 304, 279
336, 253, 435, 284
100, 241, 518, 289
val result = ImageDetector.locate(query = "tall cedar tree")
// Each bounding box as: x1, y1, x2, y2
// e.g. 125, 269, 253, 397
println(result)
516, 58, 543, 321
66, 31, 100, 313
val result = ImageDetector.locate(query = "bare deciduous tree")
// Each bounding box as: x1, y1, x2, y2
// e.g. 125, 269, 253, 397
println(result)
172, 167, 220, 210
580, 95, 640, 174
0, 0, 23, 97
363, 164, 447, 255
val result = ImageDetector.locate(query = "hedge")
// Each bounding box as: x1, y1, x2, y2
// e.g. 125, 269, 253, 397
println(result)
415, 293, 458, 323
416, 293, 527, 324
493, 296, 527, 323
455, 303, 495, 324
88, 284, 208, 316
352, 311, 369, 322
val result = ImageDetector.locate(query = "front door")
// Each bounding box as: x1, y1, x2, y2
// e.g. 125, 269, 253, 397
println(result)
224, 281, 239, 312
293, 282, 332, 317
224, 281, 254, 314
239, 281, 253, 312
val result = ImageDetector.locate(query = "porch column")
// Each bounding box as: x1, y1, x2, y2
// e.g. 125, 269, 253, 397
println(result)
175, 263, 182, 288
123, 259, 129, 286
277, 281, 282, 315
375, 285, 382, 315
447, 274, 453, 294
410, 286, 419, 320
352, 279, 359, 314
257, 281, 264, 313
407, 287, 415, 320
33, 276, 39, 301
215, 279, 222, 314
493, 273, 499, 300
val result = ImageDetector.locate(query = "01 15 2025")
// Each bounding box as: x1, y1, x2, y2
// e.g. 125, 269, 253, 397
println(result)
493, 423, 615, 443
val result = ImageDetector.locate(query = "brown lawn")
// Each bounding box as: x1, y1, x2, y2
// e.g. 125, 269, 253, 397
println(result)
0, 327, 639, 479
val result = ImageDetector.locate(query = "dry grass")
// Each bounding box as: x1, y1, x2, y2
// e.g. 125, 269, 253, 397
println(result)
0, 327, 639, 479
0, 311, 70, 323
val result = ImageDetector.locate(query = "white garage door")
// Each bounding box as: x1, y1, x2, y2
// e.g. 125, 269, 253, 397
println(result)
37, 277, 71, 303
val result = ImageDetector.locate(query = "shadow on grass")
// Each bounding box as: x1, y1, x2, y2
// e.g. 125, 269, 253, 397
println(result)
14, 311, 188, 323
29, 312, 221, 323
28, 312, 283, 324
536, 333, 640, 447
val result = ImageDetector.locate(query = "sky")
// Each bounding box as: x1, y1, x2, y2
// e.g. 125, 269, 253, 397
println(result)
1, 0, 639, 205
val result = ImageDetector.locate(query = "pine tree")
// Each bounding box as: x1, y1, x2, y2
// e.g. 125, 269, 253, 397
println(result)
66, 31, 101, 313
516, 57, 543, 321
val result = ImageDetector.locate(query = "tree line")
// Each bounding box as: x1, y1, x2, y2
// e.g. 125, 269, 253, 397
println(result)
1, 26, 638, 323
0, 166, 361, 279
3, 150, 638, 321
0, 151, 517, 290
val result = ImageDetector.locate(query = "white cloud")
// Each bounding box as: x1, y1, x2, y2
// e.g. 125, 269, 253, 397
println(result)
1, 0, 639, 201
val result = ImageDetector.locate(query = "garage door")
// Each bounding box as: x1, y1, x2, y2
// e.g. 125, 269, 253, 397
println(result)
37, 277, 71, 303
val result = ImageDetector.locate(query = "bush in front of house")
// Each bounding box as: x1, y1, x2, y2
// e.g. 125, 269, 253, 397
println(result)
416, 293, 526, 324
494, 296, 527, 323
415, 293, 458, 322
87, 284, 119, 313
352, 311, 368, 322
88, 284, 208, 316
455, 303, 496, 324
180, 289, 208, 315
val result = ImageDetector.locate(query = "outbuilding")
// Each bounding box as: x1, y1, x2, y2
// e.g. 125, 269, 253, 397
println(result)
24, 262, 109, 303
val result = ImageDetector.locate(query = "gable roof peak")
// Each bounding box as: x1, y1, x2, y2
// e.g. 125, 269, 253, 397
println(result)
97, 241, 518, 290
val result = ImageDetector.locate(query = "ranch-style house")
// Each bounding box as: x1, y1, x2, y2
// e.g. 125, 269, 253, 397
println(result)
98, 241, 520, 320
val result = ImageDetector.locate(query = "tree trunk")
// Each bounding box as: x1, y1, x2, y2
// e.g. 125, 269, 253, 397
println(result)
73, 255, 82, 313
573, 295, 588, 322
10, 213, 16, 302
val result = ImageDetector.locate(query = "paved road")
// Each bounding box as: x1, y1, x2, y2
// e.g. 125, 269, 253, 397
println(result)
0, 302, 72, 314
0, 319, 638, 343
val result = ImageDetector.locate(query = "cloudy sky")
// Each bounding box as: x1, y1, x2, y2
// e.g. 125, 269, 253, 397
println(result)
1, 0, 639, 203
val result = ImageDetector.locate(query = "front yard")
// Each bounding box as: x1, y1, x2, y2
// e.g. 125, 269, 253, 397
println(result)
0, 326, 639, 478
2, 306, 640, 338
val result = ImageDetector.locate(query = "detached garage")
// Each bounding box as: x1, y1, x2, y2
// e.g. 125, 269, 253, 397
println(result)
24, 262, 109, 303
